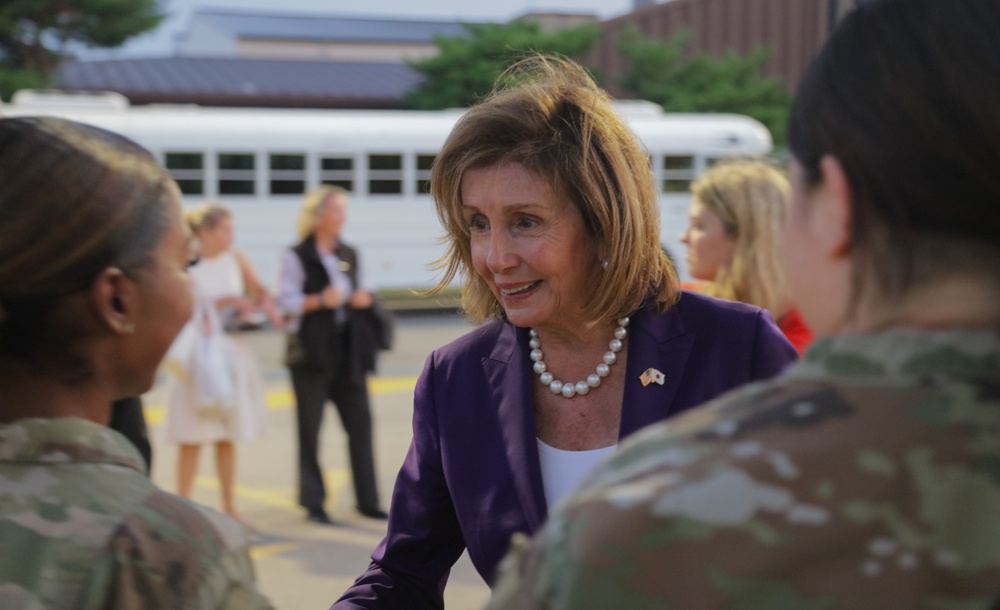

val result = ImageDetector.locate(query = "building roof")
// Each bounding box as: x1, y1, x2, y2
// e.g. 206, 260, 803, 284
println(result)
188, 9, 474, 44
54, 57, 423, 108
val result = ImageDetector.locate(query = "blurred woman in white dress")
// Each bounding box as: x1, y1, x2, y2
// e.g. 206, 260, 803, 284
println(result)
164, 202, 281, 522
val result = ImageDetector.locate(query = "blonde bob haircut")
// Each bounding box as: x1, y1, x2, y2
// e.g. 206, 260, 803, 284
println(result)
185, 200, 231, 234
690, 160, 790, 315
296, 185, 347, 240
428, 55, 679, 326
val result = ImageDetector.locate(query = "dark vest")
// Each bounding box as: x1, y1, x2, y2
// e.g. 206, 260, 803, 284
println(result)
286, 236, 358, 372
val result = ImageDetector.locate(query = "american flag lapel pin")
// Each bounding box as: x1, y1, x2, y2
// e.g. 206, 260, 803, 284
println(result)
640, 367, 665, 387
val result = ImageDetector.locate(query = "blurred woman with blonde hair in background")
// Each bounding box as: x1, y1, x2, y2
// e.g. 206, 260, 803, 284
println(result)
681, 160, 813, 352
164, 201, 280, 524
277, 185, 389, 526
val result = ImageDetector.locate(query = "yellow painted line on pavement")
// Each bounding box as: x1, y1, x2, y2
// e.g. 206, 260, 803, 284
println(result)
144, 375, 418, 426
194, 469, 350, 511
250, 542, 299, 560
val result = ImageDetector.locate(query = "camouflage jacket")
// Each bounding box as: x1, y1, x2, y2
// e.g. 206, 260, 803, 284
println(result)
488, 328, 1000, 609
0, 417, 274, 610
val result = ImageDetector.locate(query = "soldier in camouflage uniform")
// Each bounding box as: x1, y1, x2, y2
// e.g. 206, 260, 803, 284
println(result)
0, 418, 272, 609
0, 117, 273, 609
488, 0, 1000, 607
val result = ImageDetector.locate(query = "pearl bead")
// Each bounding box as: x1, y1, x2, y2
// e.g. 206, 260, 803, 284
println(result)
529, 316, 631, 399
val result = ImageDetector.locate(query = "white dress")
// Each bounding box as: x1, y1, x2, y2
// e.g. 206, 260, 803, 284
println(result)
163, 250, 270, 444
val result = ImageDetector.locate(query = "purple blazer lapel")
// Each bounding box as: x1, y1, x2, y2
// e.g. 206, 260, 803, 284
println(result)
481, 322, 548, 530
475, 304, 695, 529
620, 303, 695, 435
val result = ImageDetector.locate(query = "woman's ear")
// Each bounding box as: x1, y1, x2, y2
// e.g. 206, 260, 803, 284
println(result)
89, 267, 137, 336
814, 155, 854, 259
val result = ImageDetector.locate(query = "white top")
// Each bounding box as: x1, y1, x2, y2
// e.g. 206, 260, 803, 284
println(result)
191, 250, 244, 328
536, 438, 617, 510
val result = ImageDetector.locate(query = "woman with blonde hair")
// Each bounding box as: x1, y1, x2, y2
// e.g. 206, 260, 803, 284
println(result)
164, 201, 279, 524
681, 160, 813, 352
333, 55, 796, 608
277, 185, 389, 525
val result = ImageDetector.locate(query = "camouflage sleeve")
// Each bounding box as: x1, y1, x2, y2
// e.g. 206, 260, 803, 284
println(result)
486, 533, 548, 610
80, 492, 274, 610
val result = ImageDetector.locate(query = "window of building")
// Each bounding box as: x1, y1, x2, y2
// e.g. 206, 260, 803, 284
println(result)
662, 154, 695, 193
415, 154, 435, 195
218, 153, 255, 195
705, 156, 740, 169
164, 152, 204, 195
269, 153, 306, 195
320, 156, 353, 192
368, 154, 402, 195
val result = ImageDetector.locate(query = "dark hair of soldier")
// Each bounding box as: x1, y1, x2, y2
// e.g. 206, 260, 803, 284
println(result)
787, 0, 1000, 318
0, 116, 175, 383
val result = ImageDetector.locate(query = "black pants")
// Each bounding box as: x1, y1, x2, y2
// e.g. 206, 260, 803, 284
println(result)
289, 335, 380, 513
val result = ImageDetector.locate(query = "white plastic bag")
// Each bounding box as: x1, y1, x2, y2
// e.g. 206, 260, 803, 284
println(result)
163, 295, 237, 415
194, 334, 237, 414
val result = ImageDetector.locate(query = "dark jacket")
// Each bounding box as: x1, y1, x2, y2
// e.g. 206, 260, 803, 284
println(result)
285, 236, 392, 381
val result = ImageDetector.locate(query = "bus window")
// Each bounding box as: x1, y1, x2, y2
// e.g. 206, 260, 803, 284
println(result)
165, 152, 204, 195
218, 153, 255, 195
321, 156, 354, 192
662, 154, 694, 193
369, 154, 402, 195
705, 156, 736, 169
270, 153, 306, 195
416, 154, 435, 195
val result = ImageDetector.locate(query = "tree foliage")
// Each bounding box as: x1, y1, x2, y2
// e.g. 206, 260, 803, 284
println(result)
0, 0, 163, 99
617, 25, 792, 144
403, 20, 601, 110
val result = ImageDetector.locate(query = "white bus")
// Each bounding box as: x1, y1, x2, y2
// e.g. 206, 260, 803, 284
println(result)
1, 90, 772, 293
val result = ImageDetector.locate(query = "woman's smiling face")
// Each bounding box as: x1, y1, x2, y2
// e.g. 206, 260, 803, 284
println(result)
462, 162, 597, 335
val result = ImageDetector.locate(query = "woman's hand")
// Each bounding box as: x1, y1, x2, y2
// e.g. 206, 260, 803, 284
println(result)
349, 290, 374, 309
320, 285, 344, 309
215, 295, 258, 314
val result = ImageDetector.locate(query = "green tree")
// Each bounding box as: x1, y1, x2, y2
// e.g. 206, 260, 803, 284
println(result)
403, 19, 601, 110
617, 25, 792, 144
0, 0, 163, 99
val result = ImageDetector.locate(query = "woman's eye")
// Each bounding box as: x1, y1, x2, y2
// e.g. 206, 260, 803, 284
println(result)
467, 215, 488, 231
515, 216, 539, 230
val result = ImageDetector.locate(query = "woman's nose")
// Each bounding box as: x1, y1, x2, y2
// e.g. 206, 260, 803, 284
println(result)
486, 232, 517, 273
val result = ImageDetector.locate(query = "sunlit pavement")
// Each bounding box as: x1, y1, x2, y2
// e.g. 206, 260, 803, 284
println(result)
142, 313, 491, 609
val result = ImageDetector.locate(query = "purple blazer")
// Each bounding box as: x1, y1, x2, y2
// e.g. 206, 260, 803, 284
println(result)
333, 292, 797, 609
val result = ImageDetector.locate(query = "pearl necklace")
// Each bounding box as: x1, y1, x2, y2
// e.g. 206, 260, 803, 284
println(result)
529, 317, 630, 399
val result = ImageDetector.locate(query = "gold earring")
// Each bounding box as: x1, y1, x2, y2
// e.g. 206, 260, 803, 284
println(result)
123, 322, 135, 335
